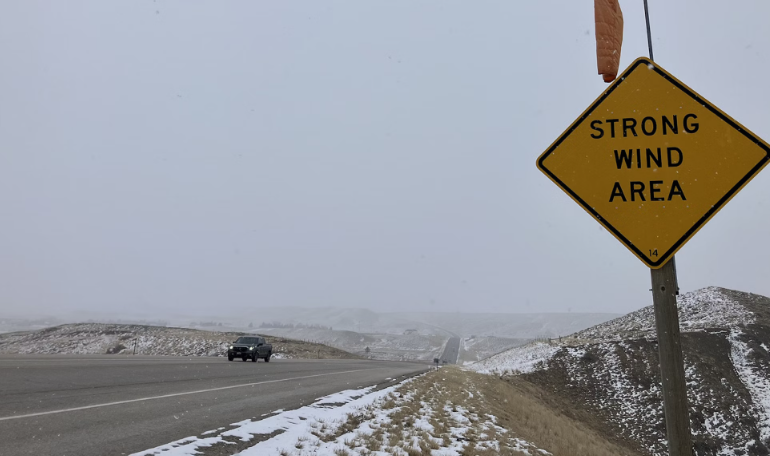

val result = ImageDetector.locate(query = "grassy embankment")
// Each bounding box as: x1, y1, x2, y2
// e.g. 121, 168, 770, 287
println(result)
303, 366, 641, 456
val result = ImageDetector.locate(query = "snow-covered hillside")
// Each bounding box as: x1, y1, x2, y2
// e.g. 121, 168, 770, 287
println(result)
0, 323, 360, 360
470, 342, 561, 375
571, 286, 754, 342
460, 335, 537, 366
257, 326, 447, 362
6, 306, 623, 341
468, 287, 770, 455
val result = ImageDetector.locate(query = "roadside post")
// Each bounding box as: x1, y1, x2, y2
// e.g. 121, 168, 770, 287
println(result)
536, 54, 770, 456
651, 256, 691, 454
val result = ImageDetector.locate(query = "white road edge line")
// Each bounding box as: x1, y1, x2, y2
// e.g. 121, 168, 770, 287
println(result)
0, 368, 377, 422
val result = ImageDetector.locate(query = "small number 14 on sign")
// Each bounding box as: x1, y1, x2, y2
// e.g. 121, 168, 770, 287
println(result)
649, 249, 658, 257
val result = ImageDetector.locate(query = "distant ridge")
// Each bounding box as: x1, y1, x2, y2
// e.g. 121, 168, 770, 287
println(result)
0, 323, 360, 359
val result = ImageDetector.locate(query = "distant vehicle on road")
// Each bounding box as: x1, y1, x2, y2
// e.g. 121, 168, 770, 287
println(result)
227, 336, 272, 362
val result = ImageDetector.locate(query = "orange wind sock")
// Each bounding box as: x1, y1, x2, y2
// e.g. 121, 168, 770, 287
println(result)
595, 0, 624, 83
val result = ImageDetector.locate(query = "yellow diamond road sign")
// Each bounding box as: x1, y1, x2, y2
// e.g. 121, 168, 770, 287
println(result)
537, 57, 770, 269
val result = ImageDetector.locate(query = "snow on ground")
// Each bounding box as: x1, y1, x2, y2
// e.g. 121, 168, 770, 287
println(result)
467, 342, 560, 375
468, 287, 756, 377
0, 323, 358, 359
684, 360, 758, 456
459, 335, 529, 365
258, 327, 446, 362
572, 287, 754, 342
729, 329, 770, 443
132, 385, 396, 456
468, 288, 755, 377
0, 323, 235, 356
564, 342, 666, 454
133, 372, 550, 456
465, 287, 770, 455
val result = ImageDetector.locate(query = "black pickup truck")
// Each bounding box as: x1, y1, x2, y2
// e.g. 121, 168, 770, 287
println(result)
227, 336, 272, 362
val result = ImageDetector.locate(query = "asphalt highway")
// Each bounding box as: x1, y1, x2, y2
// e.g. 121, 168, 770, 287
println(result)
440, 337, 461, 364
0, 355, 427, 456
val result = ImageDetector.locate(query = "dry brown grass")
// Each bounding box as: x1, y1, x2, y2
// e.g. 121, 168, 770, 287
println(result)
324, 371, 534, 455
430, 366, 644, 456
297, 366, 641, 456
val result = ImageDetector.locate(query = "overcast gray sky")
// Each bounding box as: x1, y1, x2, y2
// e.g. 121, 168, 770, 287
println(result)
1, 1, 768, 318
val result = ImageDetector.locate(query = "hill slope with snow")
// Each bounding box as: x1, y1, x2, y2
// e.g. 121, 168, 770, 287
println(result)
468, 287, 770, 455
257, 326, 447, 362
0, 323, 360, 360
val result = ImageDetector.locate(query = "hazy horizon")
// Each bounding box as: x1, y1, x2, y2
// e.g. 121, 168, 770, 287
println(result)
1, 303, 624, 321
2, 1, 768, 319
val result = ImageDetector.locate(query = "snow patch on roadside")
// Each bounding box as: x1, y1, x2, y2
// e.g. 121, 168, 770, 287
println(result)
132, 383, 407, 456
132, 436, 222, 455
133, 371, 552, 456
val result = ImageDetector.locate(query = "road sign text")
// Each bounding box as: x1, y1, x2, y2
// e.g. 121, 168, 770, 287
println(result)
536, 57, 770, 268
589, 114, 699, 138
